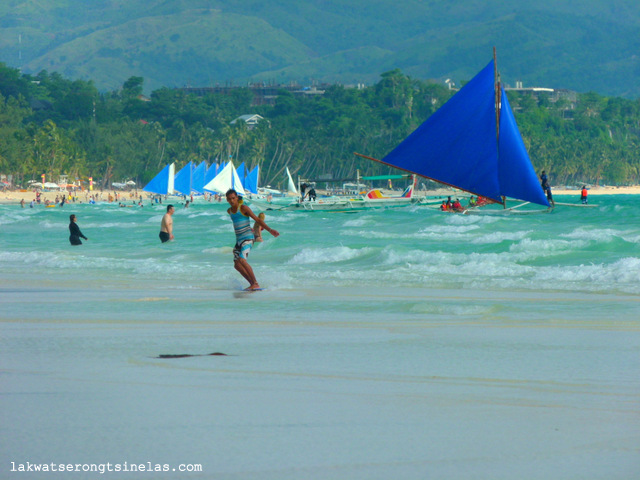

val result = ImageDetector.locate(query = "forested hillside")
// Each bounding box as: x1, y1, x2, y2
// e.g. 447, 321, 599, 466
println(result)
1, 0, 639, 97
1, 63, 639, 190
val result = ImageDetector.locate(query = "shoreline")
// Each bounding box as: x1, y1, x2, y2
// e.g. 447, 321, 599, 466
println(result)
1, 185, 639, 205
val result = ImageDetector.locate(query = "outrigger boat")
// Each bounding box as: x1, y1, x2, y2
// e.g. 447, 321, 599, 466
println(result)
248, 174, 418, 212
356, 48, 551, 214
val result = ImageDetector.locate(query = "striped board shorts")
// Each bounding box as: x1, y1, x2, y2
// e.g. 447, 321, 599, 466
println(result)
233, 239, 253, 261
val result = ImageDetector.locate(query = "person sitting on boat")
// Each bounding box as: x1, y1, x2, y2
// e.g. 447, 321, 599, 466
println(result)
440, 201, 447, 211
445, 196, 453, 210
468, 196, 477, 207
581, 186, 588, 204
476, 196, 490, 207
452, 198, 464, 212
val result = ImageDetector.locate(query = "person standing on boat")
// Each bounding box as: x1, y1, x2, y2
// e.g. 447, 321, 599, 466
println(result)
581, 186, 588, 204
307, 187, 317, 201
69, 214, 88, 246
226, 189, 279, 291
540, 171, 555, 207
159, 204, 175, 243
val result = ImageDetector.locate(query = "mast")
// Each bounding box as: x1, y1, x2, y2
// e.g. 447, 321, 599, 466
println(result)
494, 47, 507, 208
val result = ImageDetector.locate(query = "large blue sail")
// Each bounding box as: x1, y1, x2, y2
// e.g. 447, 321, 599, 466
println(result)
173, 161, 194, 195
245, 165, 259, 194
381, 60, 502, 202
498, 89, 550, 207
143, 163, 174, 195
192, 161, 207, 194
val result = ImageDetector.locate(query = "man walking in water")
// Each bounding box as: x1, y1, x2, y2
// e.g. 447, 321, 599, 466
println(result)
226, 189, 279, 290
159, 204, 174, 243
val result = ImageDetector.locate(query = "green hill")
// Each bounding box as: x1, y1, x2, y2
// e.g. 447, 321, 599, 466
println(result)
1, 0, 639, 97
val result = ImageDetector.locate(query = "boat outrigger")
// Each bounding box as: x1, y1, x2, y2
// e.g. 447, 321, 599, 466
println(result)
248, 173, 418, 212
356, 48, 551, 214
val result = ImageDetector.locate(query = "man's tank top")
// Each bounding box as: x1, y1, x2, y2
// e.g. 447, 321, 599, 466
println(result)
229, 208, 254, 243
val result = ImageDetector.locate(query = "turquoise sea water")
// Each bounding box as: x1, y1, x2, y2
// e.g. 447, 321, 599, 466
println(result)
1, 195, 639, 479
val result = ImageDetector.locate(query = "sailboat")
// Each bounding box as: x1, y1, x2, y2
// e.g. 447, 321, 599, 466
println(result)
356, 49, 550, 213
143, 163, 175, 195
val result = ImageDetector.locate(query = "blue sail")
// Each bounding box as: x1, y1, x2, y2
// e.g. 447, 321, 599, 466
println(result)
379, 59, 548, 207
143, 163, 174, 195
173, 161, 194, 195
192, 161, 207, 194
381, 60, 501, 202
236, 162, 246, 187
498, 88, 550, 206
204, 163, 218, 186
245, 165, 259, 194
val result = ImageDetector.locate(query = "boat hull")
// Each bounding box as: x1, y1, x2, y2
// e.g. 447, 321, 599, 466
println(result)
249, 196, 415, 212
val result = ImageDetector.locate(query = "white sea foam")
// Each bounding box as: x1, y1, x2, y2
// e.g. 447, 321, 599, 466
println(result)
561, 227, 621, 243
343, 216, 375, 227
186, 211, 222, 218
471, 230, 532, 244
445, 214, 502, 226
0, 213, 27, 226
38, 220, 67, 229
508, 237, 588, 260
288, 246, 372, 264
531, 257, 640, 294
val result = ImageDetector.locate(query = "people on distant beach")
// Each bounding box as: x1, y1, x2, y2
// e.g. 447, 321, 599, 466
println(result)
159, 204, 175, 243
253, 212, 266, 242
581, 186, 588, 204
20, 198, 24, 208
68, 214, 88, 246
226, 189, 279, 291
540, 170, 555, 207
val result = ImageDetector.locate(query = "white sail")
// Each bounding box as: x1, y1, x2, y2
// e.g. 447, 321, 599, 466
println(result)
167, 163, 175, 195
286, 167, 298, 195
203, 161, 246, 196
